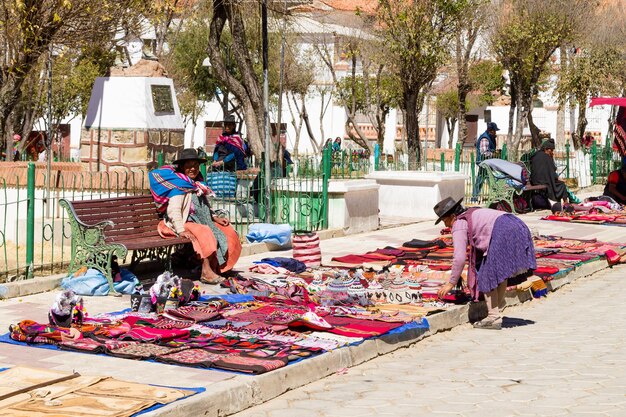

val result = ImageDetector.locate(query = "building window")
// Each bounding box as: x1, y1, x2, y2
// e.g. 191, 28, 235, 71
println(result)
484, 110, 492, 124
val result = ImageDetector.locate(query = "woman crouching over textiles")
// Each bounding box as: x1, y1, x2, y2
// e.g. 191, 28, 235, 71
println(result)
434, 197, 536, 330
149, 148, 242, 284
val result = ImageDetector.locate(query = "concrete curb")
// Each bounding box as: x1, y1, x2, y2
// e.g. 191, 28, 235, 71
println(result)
0, 273, 66, 300
0, 228, 347, 300
144, 258, 612, 417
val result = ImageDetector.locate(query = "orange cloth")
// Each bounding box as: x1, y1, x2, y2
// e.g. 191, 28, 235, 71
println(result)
158, 221, 242, 272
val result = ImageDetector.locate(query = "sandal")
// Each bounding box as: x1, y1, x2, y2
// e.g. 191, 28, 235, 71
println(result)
200, 275, 225, 285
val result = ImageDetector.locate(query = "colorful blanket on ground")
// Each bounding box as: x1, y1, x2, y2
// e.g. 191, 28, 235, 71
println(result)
2, 300, 429, 375
4, 235, 624, 376
542, 212, 626, 226
148, 166, 213, 213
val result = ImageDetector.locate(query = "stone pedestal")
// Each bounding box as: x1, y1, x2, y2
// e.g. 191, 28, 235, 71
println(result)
366, 171, 467, 222
328, 180, 379, 234
80, 128, 184, 172
82, 76, 185, 173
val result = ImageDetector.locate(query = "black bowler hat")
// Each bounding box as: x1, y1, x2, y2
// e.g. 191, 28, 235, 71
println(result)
223, 115, 236, 124
433, 196, 464, 225
172, 148, 207, 165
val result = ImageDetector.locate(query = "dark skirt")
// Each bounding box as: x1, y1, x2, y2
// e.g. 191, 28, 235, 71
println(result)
476, 214, 536, 294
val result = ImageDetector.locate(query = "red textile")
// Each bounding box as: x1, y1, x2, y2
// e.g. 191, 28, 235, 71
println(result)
323, 316, 403, 338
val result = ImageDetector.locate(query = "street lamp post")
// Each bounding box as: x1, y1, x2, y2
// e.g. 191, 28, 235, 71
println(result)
46, 46, 54, 218
262, 0, 272, 223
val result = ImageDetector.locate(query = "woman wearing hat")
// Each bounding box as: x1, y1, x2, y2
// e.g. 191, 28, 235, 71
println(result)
434, 197, 536, 329
530, 138, 571, 208
212, 116, 249, 171
149, 148, 242, 284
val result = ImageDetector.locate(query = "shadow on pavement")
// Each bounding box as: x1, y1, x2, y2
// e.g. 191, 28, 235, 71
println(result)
502, 317, 535, 328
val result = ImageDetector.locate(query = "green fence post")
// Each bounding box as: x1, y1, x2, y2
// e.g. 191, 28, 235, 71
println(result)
501, 143, 507, 161
591, 141, 597, 184
454, 143, 461, 171
321, 146, 331, 229
157, 151, 164, 167
565, 142, 570, 178
374, 143, 380, 171
26, 162, 35, 279
440, 152, 445, 171
470, 152, 476, 185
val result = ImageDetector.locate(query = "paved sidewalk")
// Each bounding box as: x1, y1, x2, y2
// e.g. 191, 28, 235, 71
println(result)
0, 206, 624, 416
234, 265, 626, 417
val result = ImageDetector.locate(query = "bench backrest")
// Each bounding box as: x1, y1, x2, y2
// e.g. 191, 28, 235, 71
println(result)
69, 195, 161, 241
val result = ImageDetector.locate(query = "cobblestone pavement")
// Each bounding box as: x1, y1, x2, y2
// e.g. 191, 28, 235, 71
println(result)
234, 265, 626, 417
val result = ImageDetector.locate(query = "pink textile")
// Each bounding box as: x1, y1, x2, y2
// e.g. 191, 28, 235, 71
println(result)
450, 208, 506, 290
216, 133, 246, 154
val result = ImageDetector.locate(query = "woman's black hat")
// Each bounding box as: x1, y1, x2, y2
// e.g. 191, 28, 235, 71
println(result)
433, 196, 464, 225
172, 148, 207, 165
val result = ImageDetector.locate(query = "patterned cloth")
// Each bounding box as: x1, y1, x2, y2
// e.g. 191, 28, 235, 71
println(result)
188, 193, 228, 265
149, 166, 213, 213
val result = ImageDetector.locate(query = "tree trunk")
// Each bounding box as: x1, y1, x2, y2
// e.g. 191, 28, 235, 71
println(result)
1, 75, 25, 158
457, 90, 468, 149
208, 1, 265, 157
511, 90, 527, 162
375, 108, 388, 151
556, 104, 565, 146
575, 98, 587, 149
527, 110, 541, 149
447, 118, 457, 148
404, 90, 421, 168
507, 85, 517, 149
287, 92, 305, 156
301, 101, 317, 152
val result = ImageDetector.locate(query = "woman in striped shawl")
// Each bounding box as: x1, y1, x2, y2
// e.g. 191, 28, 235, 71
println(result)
149, 148, 241, 284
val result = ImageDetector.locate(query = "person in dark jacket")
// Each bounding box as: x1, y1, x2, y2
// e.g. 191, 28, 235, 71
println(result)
529, 138, 568, 208
603, 156, 626, 204
472, 122, 499, 200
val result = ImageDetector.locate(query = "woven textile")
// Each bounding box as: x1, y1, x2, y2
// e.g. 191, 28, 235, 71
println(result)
292, 233, 321, 267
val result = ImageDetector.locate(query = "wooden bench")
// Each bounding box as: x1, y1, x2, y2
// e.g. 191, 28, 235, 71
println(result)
59, 195, 189, 294
480, 163, 547, 213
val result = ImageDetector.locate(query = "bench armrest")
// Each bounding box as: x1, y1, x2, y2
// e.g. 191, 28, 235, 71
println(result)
59, 199, 115, 232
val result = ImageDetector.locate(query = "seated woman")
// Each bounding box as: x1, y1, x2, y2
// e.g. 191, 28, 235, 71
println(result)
212, 116, 249, 171
530, 138, 570, 209
603, 156, 626, 205
149, 148, 242, 284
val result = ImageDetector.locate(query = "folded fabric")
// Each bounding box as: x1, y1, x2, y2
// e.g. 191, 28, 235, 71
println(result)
258, 257, 307, 273
403, 239, 447, 249
249, 263, 290, 275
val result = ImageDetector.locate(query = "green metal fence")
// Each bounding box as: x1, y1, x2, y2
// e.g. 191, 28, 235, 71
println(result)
0, 149, 332, 282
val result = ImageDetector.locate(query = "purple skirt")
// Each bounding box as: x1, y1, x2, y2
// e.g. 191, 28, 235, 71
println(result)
476, 214, 536, 294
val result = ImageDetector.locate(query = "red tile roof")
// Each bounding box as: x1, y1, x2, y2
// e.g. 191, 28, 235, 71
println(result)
320, 0, 377, 14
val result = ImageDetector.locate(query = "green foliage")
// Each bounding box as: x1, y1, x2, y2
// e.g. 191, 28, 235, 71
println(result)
557, 47, 623, 106
436, 89, 464, 119
491, 0, 583, 93
334, 73, 402, 114
164, 19, 220, 107
468, 60, 504, 106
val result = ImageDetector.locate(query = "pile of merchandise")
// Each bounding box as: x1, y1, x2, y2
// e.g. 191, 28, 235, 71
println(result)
3, 234, 625, 375
542, 198, 626, 226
